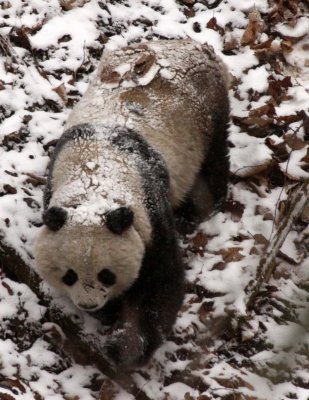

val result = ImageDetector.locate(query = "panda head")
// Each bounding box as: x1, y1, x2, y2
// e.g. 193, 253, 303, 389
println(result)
34, 206, 150, 312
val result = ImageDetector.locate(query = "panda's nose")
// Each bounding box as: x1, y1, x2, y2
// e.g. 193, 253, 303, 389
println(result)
77, 303, 99, 311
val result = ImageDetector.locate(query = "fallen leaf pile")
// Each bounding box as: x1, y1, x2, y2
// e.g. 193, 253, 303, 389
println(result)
0, 1, 308, 399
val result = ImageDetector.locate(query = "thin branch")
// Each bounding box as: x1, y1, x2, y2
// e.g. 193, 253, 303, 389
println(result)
245, 178, 309, 310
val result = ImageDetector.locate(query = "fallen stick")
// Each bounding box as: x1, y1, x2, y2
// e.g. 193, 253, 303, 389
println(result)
0, 243, 152, 400
245, 179, 309, 310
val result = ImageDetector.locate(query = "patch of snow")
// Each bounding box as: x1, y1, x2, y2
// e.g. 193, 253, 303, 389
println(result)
276, 17, 309, 38
0, 0, 308, 399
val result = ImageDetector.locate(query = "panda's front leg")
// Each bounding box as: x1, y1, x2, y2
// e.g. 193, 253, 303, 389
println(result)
103, 302, 163, 369
103, 220, 185, 370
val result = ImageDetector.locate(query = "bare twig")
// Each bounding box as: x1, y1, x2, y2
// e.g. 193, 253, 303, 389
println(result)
245, 178, 309, 310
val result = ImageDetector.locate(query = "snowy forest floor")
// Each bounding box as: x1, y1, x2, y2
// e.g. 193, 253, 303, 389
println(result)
0, 0, 309, 399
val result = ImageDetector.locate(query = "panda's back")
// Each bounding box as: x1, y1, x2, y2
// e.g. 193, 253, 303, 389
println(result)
65, 40, 229, 206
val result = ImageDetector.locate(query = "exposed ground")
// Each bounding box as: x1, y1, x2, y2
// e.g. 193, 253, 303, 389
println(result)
0, 1, 308, 399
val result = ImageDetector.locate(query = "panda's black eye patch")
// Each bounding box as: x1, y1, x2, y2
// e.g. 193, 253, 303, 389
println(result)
62, 269, 78, 286
98, 269, 116, 286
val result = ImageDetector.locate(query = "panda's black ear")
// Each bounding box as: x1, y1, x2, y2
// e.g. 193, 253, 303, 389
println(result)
105, 207, 134, 235
43, 207, 67, 231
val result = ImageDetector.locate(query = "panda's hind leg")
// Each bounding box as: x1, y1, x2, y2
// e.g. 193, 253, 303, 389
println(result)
175, 114, 230, 234
199, 115, 230, 211
174, 175, 215, 234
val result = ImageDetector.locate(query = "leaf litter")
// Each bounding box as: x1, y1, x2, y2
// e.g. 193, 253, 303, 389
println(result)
0, 0, 308, 399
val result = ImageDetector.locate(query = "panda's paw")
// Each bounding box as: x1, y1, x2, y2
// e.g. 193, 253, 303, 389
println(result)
104, 326, 146, 369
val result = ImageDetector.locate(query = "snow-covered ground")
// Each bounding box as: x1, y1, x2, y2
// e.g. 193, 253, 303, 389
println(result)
0, 1, 308, 399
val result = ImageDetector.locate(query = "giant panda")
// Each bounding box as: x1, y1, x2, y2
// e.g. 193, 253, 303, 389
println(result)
34, 40, 230, 369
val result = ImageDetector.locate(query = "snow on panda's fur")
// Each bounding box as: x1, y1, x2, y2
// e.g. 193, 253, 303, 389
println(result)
34, 40, 230, 369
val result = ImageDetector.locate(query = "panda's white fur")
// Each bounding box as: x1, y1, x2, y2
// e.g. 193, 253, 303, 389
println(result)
34, 40, 230, 368
35, 225, 145, 311
35, 126, 152, 311
45, 128, 151, 243
64, 39, 229, 207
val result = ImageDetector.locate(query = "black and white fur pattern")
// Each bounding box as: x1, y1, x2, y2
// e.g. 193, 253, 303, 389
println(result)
34, 40, 230, 369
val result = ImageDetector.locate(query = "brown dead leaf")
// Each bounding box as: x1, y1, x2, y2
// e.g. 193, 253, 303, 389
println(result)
246, 180, 267, 198
253, 234, 268, 247
298, 110, 309, 140
60, 0, 90, 10
267, 161, 286, 187
23, 197, 40, 209
214, 376, 254, 391
184, 7, 195, 18
284, 134, 306, 150
0, 2, 11, 10
233, 115, 274, 138
9, 27, 31, 51
250, 103, 276, 117
201, 301, 214, 313
179, 0, 195, 5
53, 83, 68, 104
225, 200, 245, 222
199, 301, 215, 325
2, 282, 13, 295
254, 40, 283, 64
241, 10, 265, 46
249, 246, 259, 255
133, 53, 156, 76
283, 32, 307, 43
24, 173, 47, 186
241, 22, 255, 46
281, 39, 294, 53
287, 0, 299, 14
192, 22, 202, 33
251, 37, 273, 50
100, 66, 121, 84
223, 37, 239, 52
206, 17, 225, 36
2, 130, 28, 147
0, 378, 26, 394
22, 114, 32, 124
192, 231, 208, 248
277, 199, 289, 222
60, 0, 76, 10
0, 393, 15, 400
210, 262, 226, 271
268, 78, 284, 99
232, 159, 271, 178
268, 76, 292, 103
265, 137, 289, 162
278, 76, 293, 89
3, 184, 17, 195
99, 380, 117, 400
255, 205, 273, 221
276, 113, 303, 126
244, 116, 274, 129
219, 247, 244, 263
269, 0, 299, 24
